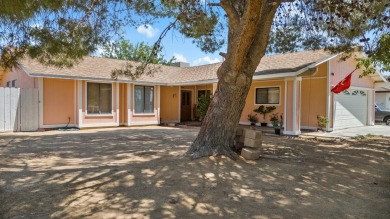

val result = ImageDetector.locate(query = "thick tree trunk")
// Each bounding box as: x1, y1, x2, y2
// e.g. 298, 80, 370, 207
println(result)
186, 0, 281, 159
187, 64, 254, 159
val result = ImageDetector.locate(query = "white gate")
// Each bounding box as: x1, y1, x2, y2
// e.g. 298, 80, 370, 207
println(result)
0, 88, 39, 132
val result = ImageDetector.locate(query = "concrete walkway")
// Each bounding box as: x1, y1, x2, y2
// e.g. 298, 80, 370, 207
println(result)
302, 125, 390, 138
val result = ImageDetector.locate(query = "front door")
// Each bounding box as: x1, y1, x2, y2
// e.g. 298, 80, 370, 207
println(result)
181, 91, 192, 122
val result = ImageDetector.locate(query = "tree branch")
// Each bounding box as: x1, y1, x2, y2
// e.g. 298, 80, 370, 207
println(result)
220, 0, 240, 32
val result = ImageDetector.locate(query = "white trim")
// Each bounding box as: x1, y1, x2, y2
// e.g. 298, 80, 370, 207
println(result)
81, 123, 119, 128
127, 83, 131, 125
85, 114, 114, 117
132, 113, 155, 116
85, 81, 114, 116
283, 130, 301, 135
38, 78, 44, 128
326, 61, 331, 131
116, 82, 119, 124
293, 79, 297, 131
41, 124, 77, 129
284, 80, 287, 129
128, 121, 159, 126
239, 122, 273, 127
78, 80, 83, 128
74, 80, 77, 128
133, 84, 156, 115
181, 88, 195, 120
157, 85, 161, 124
367, 90, 374, 126
253, 72, 296, 80
168, 80, 217, 86
254, 86, 281, 106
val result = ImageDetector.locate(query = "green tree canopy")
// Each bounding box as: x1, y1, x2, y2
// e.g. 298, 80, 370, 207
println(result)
101, 38, 175, 65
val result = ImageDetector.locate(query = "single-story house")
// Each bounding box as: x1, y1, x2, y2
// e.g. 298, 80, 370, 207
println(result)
1, 50, 389, 135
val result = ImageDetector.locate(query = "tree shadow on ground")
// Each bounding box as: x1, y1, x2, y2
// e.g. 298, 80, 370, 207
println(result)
0, 127, 389, 218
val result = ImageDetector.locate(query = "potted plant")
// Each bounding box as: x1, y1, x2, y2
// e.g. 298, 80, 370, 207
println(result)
247, 113, 259, 126
317, 115, 329, 131
254, 105, 276, 126
269, 113, 281, 135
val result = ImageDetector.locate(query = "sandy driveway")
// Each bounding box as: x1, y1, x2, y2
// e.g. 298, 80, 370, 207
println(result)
0, 126, 389, 218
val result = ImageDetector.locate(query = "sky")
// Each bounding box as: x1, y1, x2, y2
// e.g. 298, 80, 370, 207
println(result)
95, 19, 226, 67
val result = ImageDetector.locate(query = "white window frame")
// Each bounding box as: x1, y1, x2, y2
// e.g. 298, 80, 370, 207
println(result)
85, 81, 114, 117
133, 84, 156, 115
11, 80, 17, 88
6, 81, 11, 87
254, 86, 281, 106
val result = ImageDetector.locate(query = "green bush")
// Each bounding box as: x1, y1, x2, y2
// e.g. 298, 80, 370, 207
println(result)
197, 94, 212, 121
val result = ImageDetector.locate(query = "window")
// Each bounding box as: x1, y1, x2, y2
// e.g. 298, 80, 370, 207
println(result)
11, 80, 16, 88
87, 83, 112, 114
6, 81, 10, 87
255, 87, 280, 104
134, 85, 154, 114
197, 90, 211, 102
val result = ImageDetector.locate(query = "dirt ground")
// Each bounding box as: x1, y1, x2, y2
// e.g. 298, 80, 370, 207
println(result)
0, 126, 389, 219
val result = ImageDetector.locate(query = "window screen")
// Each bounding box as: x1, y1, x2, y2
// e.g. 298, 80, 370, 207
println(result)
255, 87, 280, 104
134, 85, 154, 113
87, 83, 112, 114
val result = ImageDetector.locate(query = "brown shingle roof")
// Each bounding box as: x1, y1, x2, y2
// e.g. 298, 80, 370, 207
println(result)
19, 49, 332, 84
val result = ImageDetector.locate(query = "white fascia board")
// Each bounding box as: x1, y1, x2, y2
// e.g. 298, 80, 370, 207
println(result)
28, 73, 164, 85
166, 79, 218, 86
252, 72, 296, 80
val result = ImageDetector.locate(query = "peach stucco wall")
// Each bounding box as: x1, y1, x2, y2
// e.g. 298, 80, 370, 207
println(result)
160, 86, 180, 122
285, 80, 294, 131
43, 78, 75, 125
330, 56, 374, 89
0, 67, 36, 88
240, 80, 285, 124
301, 63, 328, 128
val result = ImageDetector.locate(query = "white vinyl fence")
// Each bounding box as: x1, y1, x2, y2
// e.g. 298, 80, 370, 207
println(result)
0, 88, 39, 132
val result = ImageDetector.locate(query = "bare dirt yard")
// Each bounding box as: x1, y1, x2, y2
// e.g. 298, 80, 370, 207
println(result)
0, 126, 389, 219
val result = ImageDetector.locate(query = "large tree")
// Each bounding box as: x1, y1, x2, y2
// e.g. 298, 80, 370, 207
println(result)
1, 0, 388, 159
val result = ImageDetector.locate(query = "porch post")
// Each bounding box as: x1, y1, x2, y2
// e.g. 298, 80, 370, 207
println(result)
77, 80, 83, 128
283, 77, 302, 135
127, 83, 131, 126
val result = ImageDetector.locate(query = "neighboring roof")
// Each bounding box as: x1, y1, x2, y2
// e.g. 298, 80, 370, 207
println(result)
18, 50, 335, 85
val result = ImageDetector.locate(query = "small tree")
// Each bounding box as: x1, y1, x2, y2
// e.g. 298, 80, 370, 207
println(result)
254, 105, 276, 123
247, 114, 259, 126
